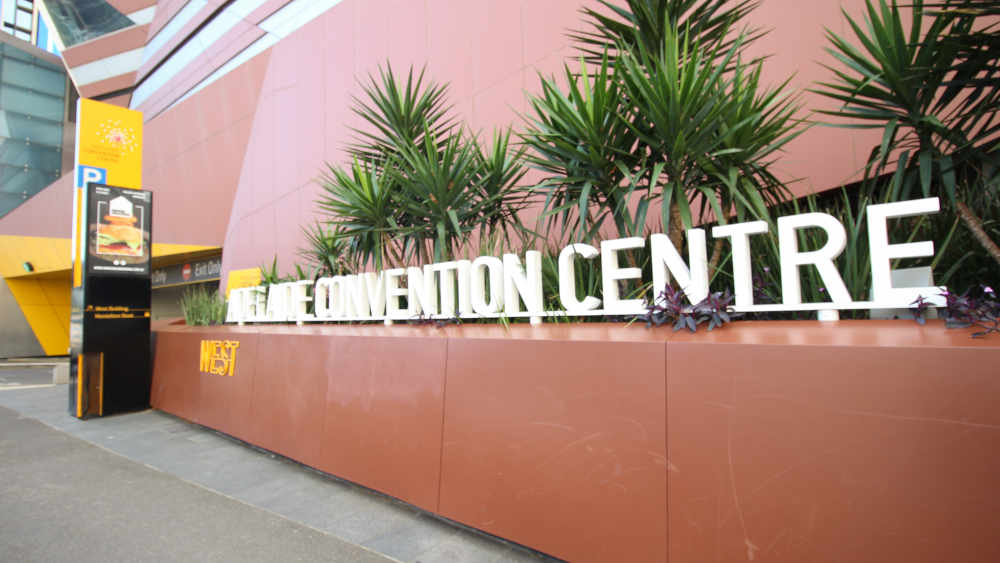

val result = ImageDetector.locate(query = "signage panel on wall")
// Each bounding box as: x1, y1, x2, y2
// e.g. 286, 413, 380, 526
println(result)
152, 256, 222, 288
225, 267, 262, 297
86, 184, 151, 277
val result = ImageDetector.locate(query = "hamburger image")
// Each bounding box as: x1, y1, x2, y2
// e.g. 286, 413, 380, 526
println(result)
97, 214, 143, 256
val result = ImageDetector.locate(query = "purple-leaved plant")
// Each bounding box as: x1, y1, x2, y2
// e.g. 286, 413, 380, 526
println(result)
910, 295, 933, 325
912, 286, 999, 338
643, 286, 740, 332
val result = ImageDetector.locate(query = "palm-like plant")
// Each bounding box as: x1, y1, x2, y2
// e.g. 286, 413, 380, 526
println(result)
571, 0, 763, 66
521, 55, 640, 243
298, 222, 355, 278
319, 64, 529, 267
348, 64, 456, 167
712, 62, 803, 223
618, 29, 801, 245
473, 128, 531, 246
390, 129, 487, 263
522, 0, 804, 275
316, 158, 404, 271
814, 0, 1000, 266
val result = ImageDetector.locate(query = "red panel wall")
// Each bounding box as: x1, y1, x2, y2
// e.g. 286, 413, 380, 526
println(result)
315, 327, 447, 511
438, 326, 667, 562
151, 321, 1000, 562
667, 339, 1000, 562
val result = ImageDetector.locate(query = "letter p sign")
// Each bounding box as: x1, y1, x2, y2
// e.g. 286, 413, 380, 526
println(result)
76, 165, 106, 188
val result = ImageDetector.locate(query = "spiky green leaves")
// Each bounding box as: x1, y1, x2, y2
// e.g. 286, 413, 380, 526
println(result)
521, 55, 639, 243
571, 0, 764, 66
813, 0, 999, 203
813, 0, 999, 268
523, 10, 803, 247
347, 64, 457, 166
318, 64, 527, 267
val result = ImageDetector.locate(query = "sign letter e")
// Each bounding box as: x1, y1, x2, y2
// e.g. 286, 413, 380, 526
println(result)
76, 165, 107, 188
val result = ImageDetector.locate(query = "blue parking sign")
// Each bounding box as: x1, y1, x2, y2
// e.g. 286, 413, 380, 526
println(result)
76, 165, 107, 188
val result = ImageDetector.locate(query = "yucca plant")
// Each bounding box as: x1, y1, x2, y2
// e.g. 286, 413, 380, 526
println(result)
321, 63, 530, 268
385, 125, 528, 265
813, 0, 1000, 268
741, 176, 981, 318
389, 128, 490, 263
473, 128, 531, 247
711, 60, 804, 222
298, 222, 354, 278
539, 244, 605, 316
316, 158, 406, 270
348, 63, 456, 167
618, 28, 802, 251
523, 0, 803, 274
570, 0, 764, 66
521, 54, 640, 244
742, 185, 882, 316
259, 256, 293, 286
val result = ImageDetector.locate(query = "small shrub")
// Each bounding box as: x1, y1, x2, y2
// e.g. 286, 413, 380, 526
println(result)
642, 286, 739, 332
180, 285, 227, 326
940, 286, 999, 338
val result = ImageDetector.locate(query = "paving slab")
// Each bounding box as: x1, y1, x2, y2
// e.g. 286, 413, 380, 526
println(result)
0, 403, 391, 563
0, 372, 560, 563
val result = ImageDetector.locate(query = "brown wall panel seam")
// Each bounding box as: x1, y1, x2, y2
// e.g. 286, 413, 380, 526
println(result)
245, 330, 262, 448
663, 338, 669, 563
435, 335, 450, 514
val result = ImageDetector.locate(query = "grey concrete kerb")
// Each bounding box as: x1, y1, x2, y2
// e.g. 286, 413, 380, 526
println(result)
0, 359, 69, 384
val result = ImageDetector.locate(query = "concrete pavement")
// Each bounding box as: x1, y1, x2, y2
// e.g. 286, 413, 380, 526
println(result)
0, 369, 558, 562
0, 404, 392, 562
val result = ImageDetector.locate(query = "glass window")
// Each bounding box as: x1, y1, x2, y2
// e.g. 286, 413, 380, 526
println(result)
0, 39, 68, 219
1, 2, 15, 27
14, 8, 29, 29
1, 1, 15, 33
1, 0, 32, 40
3, 112, 64, 146
0, 167, 63, 215
0, 84, 64, 117
0, 192, 32, 218
35, 12, 49, 50
1, 56, 65, 96
37, 0, 133, 48
0, 139, 61, 169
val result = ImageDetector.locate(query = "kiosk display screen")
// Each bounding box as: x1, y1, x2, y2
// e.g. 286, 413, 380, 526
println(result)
85, 183, 151, 276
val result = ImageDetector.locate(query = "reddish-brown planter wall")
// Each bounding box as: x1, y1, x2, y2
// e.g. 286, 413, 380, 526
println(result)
151, 321, 1000, 563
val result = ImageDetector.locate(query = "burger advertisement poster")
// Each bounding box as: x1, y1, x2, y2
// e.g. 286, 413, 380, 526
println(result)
85, 183, 152, 276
